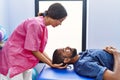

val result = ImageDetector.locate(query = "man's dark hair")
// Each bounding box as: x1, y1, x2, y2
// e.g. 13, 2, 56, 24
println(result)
52, 49, 64, 64
52, 48, 77, 66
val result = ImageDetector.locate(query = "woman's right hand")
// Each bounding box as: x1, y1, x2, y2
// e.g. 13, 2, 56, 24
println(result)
51, 63, 68, 69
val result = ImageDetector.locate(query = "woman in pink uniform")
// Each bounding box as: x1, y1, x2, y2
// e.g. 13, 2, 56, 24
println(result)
0, 3, 67, 80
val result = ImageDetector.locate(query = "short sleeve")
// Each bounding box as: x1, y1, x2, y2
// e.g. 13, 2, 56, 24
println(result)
74, 59, 107, 80
24, 22, 42, 51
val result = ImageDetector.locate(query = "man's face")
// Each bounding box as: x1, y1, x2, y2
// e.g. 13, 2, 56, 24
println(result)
56, 46, 77, 58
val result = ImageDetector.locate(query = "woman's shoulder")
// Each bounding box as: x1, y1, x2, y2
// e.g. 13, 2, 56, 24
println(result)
26, 16, 45, 27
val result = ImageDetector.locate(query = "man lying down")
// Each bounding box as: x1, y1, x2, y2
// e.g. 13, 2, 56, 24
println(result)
52, 46, 120, 80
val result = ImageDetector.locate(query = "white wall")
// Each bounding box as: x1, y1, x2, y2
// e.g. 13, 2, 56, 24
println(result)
0, 0, 9, 32
0, 0, 35, 36
7, 0, 35, 35
87, 0, 120, 49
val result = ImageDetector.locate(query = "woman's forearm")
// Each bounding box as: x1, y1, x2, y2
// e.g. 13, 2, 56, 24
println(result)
32, 51, 52, 66
43, 52, 52, 62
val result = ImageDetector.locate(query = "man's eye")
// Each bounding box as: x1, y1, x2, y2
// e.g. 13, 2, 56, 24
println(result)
66, 49, 69, 51
63, 48, 65, 52
65, 49, 70, 52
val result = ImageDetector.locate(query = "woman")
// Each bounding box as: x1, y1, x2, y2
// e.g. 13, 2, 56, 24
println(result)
0, 3, 67, 80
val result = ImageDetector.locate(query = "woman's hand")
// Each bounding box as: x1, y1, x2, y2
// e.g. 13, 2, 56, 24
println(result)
51, 63, 68, 69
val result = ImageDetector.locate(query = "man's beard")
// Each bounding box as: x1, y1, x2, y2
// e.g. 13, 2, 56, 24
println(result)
71, 49, 77, 58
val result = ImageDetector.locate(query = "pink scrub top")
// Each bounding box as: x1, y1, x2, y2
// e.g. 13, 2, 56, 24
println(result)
0, 16, 48, 78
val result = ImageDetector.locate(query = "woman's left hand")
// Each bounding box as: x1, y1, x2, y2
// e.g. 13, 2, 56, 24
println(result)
51, 63, 68, 69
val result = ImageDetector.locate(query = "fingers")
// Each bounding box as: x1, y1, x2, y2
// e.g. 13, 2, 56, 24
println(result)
104, 46, 113, 49
53, 63, 63, 67
52, 63, 68, 69
104, 46, 115, 50
104, 46, 118, 54
103, 46, 110, 52
104, 46, 112, 53
56, 64, 68, 69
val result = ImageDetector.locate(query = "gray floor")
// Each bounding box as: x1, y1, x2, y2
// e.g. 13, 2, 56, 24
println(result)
34, 63, 46, 73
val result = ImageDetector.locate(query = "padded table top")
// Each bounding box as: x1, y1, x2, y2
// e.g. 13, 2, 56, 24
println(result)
37, 64, 94, 80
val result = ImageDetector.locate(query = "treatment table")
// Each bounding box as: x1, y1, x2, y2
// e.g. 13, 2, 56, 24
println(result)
37, 64, 94, 80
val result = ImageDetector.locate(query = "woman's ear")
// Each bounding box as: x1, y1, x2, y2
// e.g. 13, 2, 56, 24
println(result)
64, 58, 71, 63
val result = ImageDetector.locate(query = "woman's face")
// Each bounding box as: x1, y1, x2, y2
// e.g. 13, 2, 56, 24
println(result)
50, 17, 66, 27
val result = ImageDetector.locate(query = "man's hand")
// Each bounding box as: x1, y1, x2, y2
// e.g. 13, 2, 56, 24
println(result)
104, 46, 119, 54
103, 46, 120, 80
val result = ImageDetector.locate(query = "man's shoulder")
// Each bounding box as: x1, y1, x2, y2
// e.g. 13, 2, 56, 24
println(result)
79, 49, 102, 54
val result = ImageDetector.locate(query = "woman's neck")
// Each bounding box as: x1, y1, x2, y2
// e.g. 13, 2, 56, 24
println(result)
44, 17, 50, 26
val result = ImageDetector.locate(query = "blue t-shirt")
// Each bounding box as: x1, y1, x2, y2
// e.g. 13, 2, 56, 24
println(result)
74, 49, 114, 80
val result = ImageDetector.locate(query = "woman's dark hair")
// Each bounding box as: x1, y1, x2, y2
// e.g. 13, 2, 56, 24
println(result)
38, 3, 67, 19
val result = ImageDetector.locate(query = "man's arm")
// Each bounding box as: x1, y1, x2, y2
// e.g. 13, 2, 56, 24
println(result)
103, 46, 120, 80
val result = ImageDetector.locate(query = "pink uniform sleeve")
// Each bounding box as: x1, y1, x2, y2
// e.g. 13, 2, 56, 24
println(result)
24, 22, 42, 51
